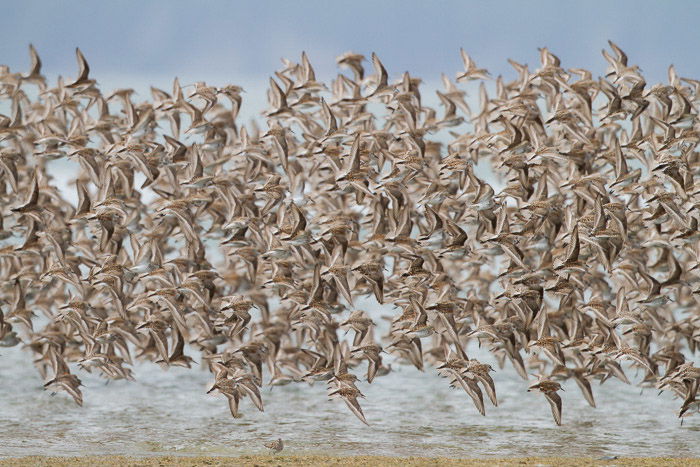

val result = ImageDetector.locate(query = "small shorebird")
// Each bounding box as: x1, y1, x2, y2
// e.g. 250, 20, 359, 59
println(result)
528, 379, 563, 426
263, 438, 284, 454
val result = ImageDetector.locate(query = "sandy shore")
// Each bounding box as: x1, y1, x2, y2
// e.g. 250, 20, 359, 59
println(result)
1, 456, 698, 466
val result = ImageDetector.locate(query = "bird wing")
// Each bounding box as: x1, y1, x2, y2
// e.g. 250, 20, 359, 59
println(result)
544, 391, 562, 426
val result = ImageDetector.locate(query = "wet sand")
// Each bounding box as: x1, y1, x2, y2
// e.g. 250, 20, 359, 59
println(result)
1, 456, 698, 466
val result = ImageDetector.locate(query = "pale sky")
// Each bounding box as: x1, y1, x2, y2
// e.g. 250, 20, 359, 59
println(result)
1, 1, 698, 99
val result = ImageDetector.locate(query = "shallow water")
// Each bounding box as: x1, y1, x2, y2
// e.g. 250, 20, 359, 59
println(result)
1, 343, 698, 459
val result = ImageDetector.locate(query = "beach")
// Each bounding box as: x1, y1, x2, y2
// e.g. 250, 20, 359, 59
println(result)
2, 456, 700, 467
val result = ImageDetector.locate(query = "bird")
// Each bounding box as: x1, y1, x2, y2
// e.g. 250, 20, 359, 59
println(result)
528, 379, 564, 426
263, 438, 284, 454
0, 41, 699, 431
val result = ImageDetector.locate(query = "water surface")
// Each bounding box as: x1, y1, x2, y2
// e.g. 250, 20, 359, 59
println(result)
1, 344, 698, 459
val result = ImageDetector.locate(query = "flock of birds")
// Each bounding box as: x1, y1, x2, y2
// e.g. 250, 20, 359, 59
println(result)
0, 41, 699, 428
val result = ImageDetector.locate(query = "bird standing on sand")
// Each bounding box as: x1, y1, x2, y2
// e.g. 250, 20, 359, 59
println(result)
263, 438, 284, 454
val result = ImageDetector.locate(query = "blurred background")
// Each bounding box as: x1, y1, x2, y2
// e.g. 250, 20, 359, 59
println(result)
1, 0, 699, 119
